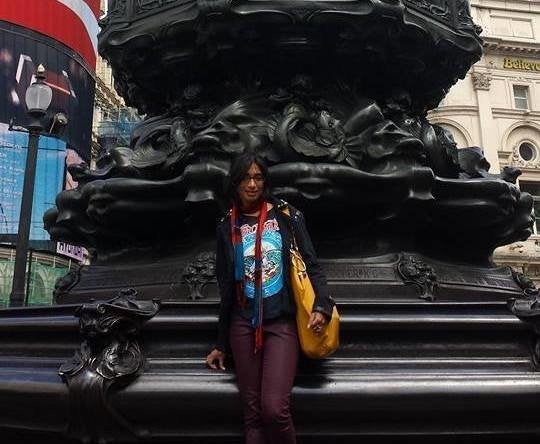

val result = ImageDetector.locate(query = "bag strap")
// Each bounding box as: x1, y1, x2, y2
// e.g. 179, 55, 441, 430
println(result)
281, 205, 300, 252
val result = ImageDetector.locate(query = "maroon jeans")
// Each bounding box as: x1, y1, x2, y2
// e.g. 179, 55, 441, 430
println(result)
230, 313, 299, 444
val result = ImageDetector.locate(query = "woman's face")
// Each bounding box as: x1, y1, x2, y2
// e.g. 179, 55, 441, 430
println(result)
238, 162, 265, 208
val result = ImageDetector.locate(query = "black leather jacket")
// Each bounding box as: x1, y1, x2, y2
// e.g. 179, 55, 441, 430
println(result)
214, 198, 334, 352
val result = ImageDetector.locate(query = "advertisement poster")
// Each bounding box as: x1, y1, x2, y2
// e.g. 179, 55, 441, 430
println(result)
0, 123, 65, 240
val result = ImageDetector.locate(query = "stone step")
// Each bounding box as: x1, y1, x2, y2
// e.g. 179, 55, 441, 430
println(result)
0, 298, 538, 441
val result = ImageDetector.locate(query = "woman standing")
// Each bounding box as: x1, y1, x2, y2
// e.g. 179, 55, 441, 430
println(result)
206, 150, 334, 444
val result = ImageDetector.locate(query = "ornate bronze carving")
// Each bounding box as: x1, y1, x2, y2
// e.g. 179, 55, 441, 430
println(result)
182, 252, 216, 300
508, 268, 540, 370
510, 268, 539, 297
53, 267, 82, 301
44, 0, 532, 287
404, 0, 451, 24
99, 0, 128, 27
398, 255, 438, 301
508, 294, 540, 370
59, 289, 160, 443
136, 0, 180, 13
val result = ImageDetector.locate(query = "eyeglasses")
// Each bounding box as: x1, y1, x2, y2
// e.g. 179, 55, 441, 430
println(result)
241, 174, 265, 184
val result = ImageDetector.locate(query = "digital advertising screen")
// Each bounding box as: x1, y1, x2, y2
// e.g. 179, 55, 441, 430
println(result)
0, 21, 96, 160
0, 123, 66, 240
0, 2, 99, 242
0, 0, 100, 69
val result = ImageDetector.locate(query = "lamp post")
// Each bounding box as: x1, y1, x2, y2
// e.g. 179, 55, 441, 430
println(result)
9, 65, 52, 307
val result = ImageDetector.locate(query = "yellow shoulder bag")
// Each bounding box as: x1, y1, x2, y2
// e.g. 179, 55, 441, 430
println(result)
283, 206, 340, 359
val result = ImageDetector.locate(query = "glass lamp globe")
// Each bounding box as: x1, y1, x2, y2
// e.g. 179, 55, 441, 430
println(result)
25, 65, 52, 116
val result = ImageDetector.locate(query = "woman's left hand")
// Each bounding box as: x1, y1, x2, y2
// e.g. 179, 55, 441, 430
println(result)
307, 311, 327, 334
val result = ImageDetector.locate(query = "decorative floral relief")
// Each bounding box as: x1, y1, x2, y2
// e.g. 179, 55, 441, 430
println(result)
510, 145, 540, 169
471, 72, 491, 91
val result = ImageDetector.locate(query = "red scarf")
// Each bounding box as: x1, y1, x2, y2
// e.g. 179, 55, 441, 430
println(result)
231, 200, 268, 353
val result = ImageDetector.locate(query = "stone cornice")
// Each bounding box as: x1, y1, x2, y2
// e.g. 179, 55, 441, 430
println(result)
494, 258, 540, 268
473, 0, 540, 15
428, 105, 478, 117
492, 107, 540, 118
494, 236, 540, 265
494, 259, 540, 272
483, 38, 540, 56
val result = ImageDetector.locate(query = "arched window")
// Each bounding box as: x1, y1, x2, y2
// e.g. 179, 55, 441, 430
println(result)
518, 142, 537, 162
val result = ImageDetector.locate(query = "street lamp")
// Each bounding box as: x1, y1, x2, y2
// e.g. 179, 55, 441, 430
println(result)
9, 65, 52, 307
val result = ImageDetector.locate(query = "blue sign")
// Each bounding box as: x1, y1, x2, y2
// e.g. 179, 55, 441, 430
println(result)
0, 124, 66, 240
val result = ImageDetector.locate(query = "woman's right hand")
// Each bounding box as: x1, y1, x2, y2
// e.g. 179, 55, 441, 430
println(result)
206, 348, 226, 370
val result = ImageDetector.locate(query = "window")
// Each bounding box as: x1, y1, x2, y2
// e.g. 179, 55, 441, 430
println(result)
520, 181, 540, 234
490, 16, 534, 39
519, 142, 537, 162
513, 85, 530, 110
102, 109, 113, 121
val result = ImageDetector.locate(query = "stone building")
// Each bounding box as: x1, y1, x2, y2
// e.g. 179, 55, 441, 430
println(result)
92, 55, 124, 160
91, 0, 140, 163
429, 0, 540, 282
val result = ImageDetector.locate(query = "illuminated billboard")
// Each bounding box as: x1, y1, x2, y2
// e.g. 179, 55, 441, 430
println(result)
0, 123, 66, 240
0, 2, 99, 241
0, 0, 100, 69
0, 21, 96, 160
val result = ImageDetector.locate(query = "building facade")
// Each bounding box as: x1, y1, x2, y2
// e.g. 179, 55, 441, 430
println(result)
429, 0, 540, 282
91, 0, 140, 164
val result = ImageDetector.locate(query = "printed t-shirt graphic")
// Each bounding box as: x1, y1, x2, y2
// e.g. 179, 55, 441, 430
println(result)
240, 217, 284, 298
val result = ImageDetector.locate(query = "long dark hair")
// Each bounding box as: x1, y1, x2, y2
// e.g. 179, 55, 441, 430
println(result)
226, 150, 271, 205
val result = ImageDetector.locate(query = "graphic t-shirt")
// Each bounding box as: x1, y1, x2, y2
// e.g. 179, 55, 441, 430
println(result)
236, 208, 293, 321
240, 213, 284, 298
